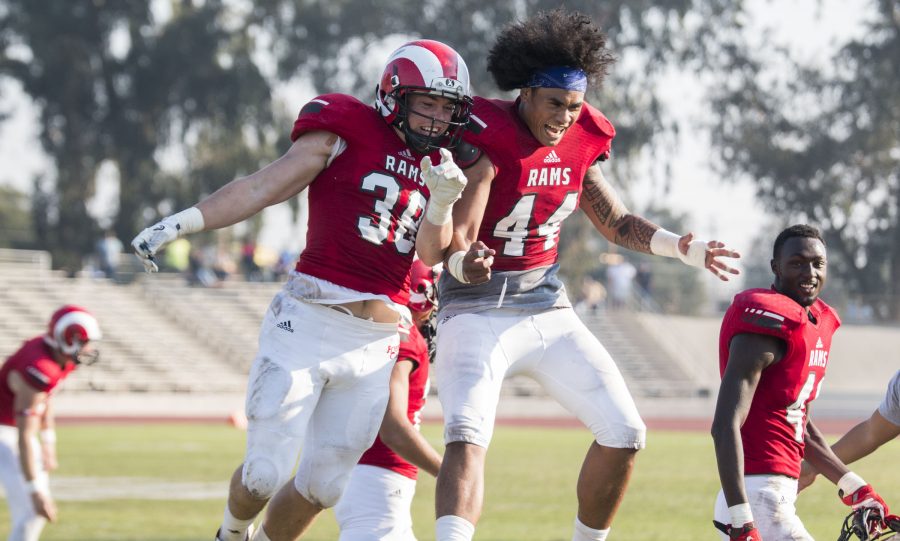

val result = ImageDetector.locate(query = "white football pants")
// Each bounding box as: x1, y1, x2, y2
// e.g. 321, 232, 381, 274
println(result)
334, 464, 418, 540
0, 425, 48, 541
241, 291, 398, 507
434, 308, 646, 449
714, 475, 814, 540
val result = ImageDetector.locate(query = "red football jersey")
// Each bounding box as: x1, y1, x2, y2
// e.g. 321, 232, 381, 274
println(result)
719, 288, 841, 478
0, 337, 76, 427
291, 94, 442, 304
462, 97, 614, 271
358, 324, 430, 480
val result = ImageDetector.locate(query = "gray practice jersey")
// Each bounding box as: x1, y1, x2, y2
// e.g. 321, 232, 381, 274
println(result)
437, 263, 571, 321
878, 370, 900, 426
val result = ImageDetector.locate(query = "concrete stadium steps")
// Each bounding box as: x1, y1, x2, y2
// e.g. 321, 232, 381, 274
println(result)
138, 275, 280, 373
581, 311, 705, 398
0, 266, 247, 394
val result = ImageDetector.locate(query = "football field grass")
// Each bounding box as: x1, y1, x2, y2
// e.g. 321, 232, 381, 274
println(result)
0, 422, 897, 540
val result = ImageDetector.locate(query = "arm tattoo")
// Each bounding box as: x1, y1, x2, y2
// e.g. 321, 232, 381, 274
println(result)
582, 166, 658, 254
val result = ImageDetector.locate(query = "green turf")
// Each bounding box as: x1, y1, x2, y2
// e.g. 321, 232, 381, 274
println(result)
0, 422, 897, 540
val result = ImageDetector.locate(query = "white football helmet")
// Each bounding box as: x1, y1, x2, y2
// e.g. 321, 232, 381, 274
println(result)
45, 305, 102, 365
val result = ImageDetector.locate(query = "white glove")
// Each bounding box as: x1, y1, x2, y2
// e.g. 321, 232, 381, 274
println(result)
131, 207, 204, 272
421, 148, 467, 225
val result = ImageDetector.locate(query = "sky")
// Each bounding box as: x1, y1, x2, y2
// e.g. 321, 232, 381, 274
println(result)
0, 0, 874, 285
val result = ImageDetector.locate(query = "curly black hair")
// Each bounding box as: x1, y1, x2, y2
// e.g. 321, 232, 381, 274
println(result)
487, 9, 615, 91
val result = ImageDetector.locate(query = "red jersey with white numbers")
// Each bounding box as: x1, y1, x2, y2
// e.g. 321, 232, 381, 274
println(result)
0, 337, 76, 427
358, 324, 430, 480
291, 94, 440, 304
719, 288, 841, 478
462, 97, 614, 271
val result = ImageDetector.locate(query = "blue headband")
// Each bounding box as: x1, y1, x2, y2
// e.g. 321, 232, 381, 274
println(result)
525, 66, 587, 92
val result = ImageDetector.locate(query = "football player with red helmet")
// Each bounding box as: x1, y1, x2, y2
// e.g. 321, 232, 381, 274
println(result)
0, 305, 101, 541
332, 259, 442, 540
413, 10, 740, 541
130, 40, 472, 541
712, 225, 892, 540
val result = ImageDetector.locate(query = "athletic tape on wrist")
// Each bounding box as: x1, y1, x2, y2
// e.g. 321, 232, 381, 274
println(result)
168, 207, 205, 236
26, 478, 48, 495
650, 229, 708, 269
39, 429, 56, 445
838, 472, 867, 496
728, 503, 754, 526
425, 200, 453, 225
447, 250, 469, 283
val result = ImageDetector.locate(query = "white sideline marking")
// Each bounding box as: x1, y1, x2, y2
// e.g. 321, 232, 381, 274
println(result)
0, 476, 228, 501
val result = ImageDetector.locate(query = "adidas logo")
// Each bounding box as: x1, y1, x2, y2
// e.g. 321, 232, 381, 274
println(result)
543, 150, 561, 163
815, 337, 823, 349
398, 149, 414, 160
276, 320, 294, 333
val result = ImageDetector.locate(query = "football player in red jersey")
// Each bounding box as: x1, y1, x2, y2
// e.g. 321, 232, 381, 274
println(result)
130, 40, 473, 541
798, 369, 900, 491
332, 259, 442, 540
414, 10, 741, 541
0, 305, 101, 541
712, 225, 892, 540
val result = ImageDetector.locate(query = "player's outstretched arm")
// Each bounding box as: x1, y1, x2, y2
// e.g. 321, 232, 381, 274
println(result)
379, 360, 442, 477
131, 130, 336, 272
579, 165, 741, 280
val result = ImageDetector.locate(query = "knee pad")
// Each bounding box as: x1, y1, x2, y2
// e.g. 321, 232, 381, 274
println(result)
293, 449, 357, 508
241, 455, 285, 500
242, 428, 300, 500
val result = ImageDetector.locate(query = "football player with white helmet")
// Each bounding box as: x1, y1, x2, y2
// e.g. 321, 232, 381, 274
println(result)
331, 259, 442, 541
130, 40, 473, 541
0, 305, 101, 541
798, 369, 900, 491
414, 10, 741, 541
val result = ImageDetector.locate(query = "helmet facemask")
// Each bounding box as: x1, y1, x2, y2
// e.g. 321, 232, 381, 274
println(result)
389, 85, 472, 154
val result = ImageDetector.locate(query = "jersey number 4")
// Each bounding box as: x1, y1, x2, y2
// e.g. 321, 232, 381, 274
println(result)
785, 372, 822, 442
493, 192, 579, 256
357, 172, 426, 254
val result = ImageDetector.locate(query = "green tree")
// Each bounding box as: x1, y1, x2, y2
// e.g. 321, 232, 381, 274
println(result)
707, 0, 899, 320
0, 0, 274, 271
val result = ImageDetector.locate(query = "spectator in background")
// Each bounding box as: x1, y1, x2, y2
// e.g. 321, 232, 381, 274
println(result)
578, 276, 607, 316
606, 258, 636, 310
0, 306, 101, 541
240, 237, 262, 282
95, 229, 123, 279
162, 237, 191, 273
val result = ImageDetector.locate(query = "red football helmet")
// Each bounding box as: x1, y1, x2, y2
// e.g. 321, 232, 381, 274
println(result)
408, 259, 440, 313
375, 39, 473, 153
45, 305, 102, 365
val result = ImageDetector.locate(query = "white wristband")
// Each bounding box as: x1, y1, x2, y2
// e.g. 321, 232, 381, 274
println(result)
650, 228, 708, 269
168, 207, 205, 236
650, 229, 682, 258
425, 200, 454, 225
728, 502, 754, 526
838, 472, 867, 495
447, 250, 469, 284
39, 429, 56, 445
26, 478, 48, 495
